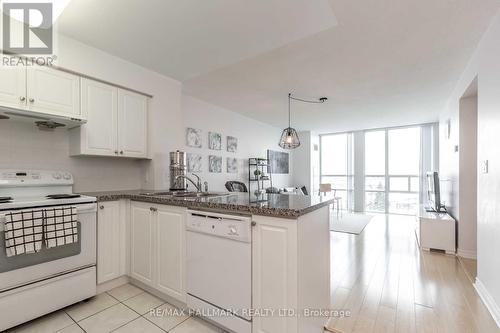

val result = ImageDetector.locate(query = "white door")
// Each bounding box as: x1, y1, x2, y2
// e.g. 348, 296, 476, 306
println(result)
130, 202, 154, 286
26, 66, 81, 118
0, 65, 26, 110
97, 201, 121, 284
155, 206, 186, 302
117, 89, 148, 158
252, 218, 298, 333
80, 79, 118, 156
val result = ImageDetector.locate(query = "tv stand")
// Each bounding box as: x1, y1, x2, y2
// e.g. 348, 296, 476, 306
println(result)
416, 205, 455, 255
424, 206, 446, 213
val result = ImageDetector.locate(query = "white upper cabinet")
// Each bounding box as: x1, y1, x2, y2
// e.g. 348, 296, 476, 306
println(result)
117, 90, 148, 158
26, 66, 81, 118
0, 64, 81, 120
78, 79, 118, 156
0, 65, 26, 109
70, 79, 149, 159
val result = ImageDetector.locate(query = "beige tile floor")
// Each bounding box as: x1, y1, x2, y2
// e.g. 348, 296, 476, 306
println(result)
6, 283, 225, 333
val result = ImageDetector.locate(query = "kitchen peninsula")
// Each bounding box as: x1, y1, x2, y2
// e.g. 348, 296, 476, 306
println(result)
85, 191, 332, 333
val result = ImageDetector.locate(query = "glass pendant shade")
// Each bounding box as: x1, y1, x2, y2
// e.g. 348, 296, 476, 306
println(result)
279, 127, 300, 149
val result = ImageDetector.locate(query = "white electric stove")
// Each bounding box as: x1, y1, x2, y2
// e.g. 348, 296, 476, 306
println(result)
0, 169, 97, 331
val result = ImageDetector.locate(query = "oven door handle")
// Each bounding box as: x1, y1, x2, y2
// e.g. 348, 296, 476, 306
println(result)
75, 203, 97, 213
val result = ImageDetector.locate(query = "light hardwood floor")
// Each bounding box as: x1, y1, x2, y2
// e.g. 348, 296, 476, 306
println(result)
459, 257, 477, 284
325, 214, 499, 333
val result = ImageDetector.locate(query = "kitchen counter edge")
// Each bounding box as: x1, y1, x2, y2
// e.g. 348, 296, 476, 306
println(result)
81, 190, 333, 219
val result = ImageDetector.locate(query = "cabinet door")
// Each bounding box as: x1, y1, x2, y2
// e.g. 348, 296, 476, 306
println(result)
80, 79, 118, 156
155, 206, 186, 302
0, 65, 26, 110
97, 201, 121, 284
117, 89, 148, 158
252, 217, 298, 333
26, 66, 81, 118
130, 202, 154, 286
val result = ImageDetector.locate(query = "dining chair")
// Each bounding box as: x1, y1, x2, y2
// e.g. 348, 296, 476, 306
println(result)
319, 183, 343, 218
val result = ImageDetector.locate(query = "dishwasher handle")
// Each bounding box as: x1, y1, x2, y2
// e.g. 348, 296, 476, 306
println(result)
187, 210, 251, 223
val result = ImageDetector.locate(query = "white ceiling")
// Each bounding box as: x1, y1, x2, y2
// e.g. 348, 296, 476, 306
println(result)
57, 0, 499, 133
57, 0, 337, 81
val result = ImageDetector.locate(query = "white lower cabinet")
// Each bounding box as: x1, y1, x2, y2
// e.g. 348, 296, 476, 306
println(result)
97, 201, 127, 284
129, 201, 186, 302
252, 216, 298, 333
252, 206, 330, 333
130, 201, 155, 286
155, 205, 186, 302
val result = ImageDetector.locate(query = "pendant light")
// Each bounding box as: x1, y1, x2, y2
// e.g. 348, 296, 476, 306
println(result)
279, 93, 328, 149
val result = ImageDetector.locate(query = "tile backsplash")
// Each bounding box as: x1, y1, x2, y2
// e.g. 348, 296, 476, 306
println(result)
0, 120, 145, 192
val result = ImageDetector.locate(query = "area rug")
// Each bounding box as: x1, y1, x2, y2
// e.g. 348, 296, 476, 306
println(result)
330, 213, 373, 235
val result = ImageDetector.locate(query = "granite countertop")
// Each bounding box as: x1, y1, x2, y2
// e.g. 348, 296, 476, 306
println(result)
80, 190, 334, 219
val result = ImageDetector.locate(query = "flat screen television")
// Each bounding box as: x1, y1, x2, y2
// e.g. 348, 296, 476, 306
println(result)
426, 171, 444, 212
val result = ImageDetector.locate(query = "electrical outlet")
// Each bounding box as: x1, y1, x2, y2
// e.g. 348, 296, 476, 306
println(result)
481, 160, 489, 174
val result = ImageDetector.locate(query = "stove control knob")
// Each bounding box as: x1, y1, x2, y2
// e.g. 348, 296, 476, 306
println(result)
63, 173, 71, 180
52, 172, 62, 180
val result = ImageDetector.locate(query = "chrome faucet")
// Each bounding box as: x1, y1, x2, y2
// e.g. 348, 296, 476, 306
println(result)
175, 173, 202, 192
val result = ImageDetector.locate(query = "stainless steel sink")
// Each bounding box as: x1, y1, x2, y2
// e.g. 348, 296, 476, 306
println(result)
173, 192, 228, 198
139, 191, 176, 196
139, 191, 228, 198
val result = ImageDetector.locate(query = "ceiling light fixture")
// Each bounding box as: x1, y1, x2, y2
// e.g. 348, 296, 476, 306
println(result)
279, 93, 327, 149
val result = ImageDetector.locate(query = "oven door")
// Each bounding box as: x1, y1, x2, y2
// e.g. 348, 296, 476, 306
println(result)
0, 203, 97, 292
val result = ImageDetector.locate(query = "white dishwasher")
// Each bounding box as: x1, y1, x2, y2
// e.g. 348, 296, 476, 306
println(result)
186, 210, 252, 333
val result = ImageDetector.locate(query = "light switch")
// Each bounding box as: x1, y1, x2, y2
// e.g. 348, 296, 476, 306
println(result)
481, 160, 489, 174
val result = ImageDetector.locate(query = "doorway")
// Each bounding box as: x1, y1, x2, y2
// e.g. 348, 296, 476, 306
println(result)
457, 77, 478, 265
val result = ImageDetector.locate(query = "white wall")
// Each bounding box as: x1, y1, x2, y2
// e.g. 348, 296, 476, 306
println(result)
439, 9, 500, 326
311, 133, 320, 195
181, 95, 293, 192
291, 131, 311, 192
290, 131, 321, 195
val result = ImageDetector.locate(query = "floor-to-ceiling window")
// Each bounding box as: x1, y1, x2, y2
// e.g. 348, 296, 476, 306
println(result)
320, 124, 435, 216
364, 126, 421, 215
387, 127, 420, 214
320, 133, 354, 210
364, 130, 386, 212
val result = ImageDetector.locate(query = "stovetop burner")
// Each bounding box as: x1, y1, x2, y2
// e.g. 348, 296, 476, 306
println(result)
46, 194, 82, 199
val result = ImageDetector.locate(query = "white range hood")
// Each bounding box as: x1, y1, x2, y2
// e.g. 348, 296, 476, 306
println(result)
0, 106, 86, 129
